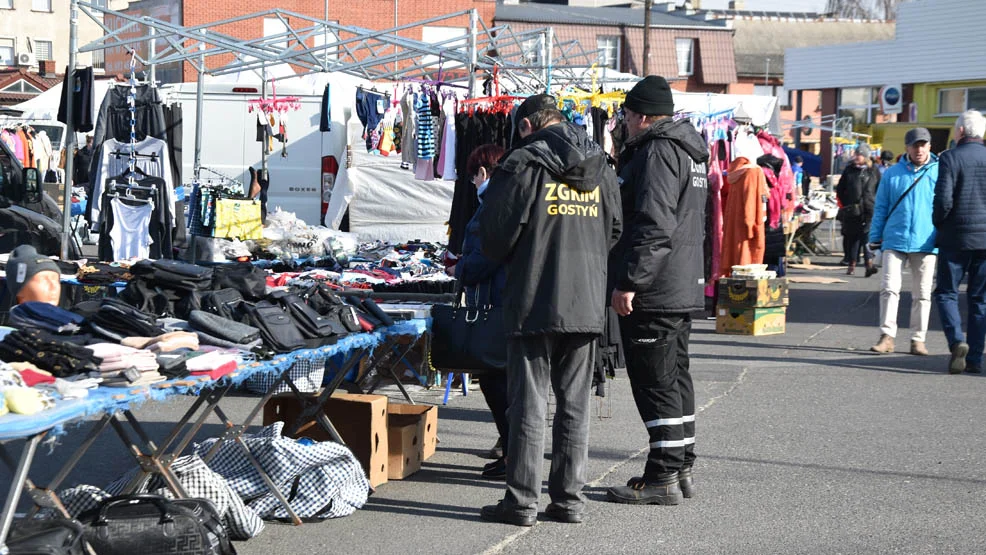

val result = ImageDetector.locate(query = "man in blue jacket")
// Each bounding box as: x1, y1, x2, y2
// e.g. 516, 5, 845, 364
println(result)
933, 110, 986, 374
869, 128, 938, 356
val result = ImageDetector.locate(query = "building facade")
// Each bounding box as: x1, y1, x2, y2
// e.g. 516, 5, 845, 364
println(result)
0, 0, 128, 74
495, 3, 736, 93
785, 0, 985, 175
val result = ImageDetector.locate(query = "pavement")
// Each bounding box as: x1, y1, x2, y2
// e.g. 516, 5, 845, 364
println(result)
5, 255, 986, 554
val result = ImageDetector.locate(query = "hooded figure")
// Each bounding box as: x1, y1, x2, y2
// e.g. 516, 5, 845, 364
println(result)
478, 95, 622, 527
721, 156, 767, 276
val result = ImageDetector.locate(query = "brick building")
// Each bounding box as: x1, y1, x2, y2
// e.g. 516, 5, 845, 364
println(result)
104, 0, 498, 83
495, 2, 736, 93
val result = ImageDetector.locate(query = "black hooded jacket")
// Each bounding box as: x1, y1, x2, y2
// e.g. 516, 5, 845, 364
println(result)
610, 117, 710, 313
479, 122, 623, 337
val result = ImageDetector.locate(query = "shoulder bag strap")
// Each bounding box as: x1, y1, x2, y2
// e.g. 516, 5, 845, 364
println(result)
886, 165, 932, 221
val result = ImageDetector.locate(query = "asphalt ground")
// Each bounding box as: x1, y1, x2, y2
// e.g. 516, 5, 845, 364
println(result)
4, 254, 986, 554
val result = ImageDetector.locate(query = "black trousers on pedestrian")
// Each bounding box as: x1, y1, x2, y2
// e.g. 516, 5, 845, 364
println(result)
619, 312, 696, 479
479, 372, 508, 453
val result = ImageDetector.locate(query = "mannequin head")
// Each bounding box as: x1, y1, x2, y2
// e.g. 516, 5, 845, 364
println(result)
6, 245, 61, 305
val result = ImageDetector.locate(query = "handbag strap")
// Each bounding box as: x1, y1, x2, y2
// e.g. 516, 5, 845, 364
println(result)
886, 165, 932, 221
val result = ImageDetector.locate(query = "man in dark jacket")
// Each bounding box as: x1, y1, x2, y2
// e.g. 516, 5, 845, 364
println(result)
478, 94, 622, 526
932, 109, 986, 374
606, 75, 709, 506
836, 144, 879, 276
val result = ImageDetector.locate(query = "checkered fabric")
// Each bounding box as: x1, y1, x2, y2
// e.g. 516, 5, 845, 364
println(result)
194, 422, 369, 520
47, 454, 264, 540
242, 356, 326, 396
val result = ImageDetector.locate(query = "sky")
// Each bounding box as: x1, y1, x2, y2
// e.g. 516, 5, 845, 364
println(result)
696, 0, 829, 11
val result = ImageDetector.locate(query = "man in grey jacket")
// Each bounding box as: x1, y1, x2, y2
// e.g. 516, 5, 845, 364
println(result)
607, 76, 710, 505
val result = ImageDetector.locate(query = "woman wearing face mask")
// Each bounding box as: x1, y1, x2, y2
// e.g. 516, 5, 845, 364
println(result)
446, 143, 509, 479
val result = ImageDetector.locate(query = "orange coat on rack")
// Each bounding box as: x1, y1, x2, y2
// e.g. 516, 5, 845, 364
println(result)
720, 156, 767, 277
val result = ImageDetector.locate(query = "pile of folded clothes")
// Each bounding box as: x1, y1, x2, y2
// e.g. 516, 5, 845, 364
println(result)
9, 301, 86, 336
185, 351, 239, 380
87, 343, 166, 387
0, 328, 101, 378
76, 262, 134, 285
121, 331, 200, 353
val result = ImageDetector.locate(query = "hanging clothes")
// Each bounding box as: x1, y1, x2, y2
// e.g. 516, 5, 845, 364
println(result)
57, 66, 95, 133
355, 88, 388, 151
109, 197, 154, 259
720, 157, 767, 277
439, 98, 457, 181
400, 90, 417, 170
88, 83, 168, 191
89, 136, 174, 231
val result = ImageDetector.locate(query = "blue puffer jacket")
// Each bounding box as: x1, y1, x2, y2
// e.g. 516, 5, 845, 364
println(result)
455, 196, 506, 308
933, 138, 986, 250
869, 154, 939, 254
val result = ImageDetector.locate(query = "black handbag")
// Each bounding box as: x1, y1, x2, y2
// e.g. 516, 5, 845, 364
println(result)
212, 263, 267, 300
201, 288, 245, 322
79, 494, 235, 555
430, 284, 506, 374
7, 517, 86, 555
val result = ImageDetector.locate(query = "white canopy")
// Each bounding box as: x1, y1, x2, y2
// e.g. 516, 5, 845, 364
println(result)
8, 79, 116, 123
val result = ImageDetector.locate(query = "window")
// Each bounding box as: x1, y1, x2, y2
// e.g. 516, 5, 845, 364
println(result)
34, 40, 52, 61
0, 0, 12, 10
675, 38, 694, 76
0, 38, 13, 67
0, 80, 43, 94
312, 22, 340, 63
92, 48, 104, 70
32, 0, 51, 12
938, 87, 986, 115
838, 87, 878, 126
263, 17, 289, 52
523, 37, 543, 66
597, 36, 620, 71
753, 84, 792, 109
421, 26, 467, 67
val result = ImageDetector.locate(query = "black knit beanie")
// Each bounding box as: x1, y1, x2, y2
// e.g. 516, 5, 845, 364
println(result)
624, 75, 675, 116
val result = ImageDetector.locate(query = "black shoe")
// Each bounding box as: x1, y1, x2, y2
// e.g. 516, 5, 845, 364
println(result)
481, 457, 506, 480
483, 456, 504, 472
542, 504, 583, 523
678, 466, 695, 499
966, 365, 982, 374
606, 473, 683, 505
949, 342, 969, 374
486, 438, 503, 460
480, 502, 536, 527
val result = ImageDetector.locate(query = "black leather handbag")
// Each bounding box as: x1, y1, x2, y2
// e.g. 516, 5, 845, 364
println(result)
79, 495, 235, 555
7, 517, 86, 555
241, 301, 307, 353
430, 284, 506, 374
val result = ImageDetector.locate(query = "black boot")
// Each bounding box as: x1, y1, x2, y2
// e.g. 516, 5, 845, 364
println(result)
606, 472, 682, 505
678, 466, 695, 499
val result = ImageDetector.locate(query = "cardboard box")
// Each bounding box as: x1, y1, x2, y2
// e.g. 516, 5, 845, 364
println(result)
716, 306, 786, 336
389, 403, 438, 460
264, 392, 390, 487
387, 415, 423, 480
717, 277, 789, 309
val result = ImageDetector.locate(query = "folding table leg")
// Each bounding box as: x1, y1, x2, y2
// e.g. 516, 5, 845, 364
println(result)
0, 433, 43, 550
110, 413, 188, 499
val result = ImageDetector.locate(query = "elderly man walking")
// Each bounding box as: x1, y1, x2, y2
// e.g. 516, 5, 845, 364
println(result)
869, 128, 939, 356
932, 110, 986, 374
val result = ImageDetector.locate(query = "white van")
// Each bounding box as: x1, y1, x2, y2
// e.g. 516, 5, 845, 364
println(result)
161, 80, 346, 226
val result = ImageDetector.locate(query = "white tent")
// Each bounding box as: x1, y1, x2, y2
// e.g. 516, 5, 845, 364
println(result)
7, 79, 116, 123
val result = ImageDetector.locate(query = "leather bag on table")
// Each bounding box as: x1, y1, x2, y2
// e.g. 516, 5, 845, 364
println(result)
6, 517, 86, 555
241, 301, 307, 353
79, 494, 235, 555
430, 284, 506, 374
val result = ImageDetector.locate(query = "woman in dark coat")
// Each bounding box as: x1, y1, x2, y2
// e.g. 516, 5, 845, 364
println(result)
836, 145, 880, 276
446, 143, 508, 479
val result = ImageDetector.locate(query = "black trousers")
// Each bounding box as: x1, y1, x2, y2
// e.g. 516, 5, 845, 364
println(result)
479, 372, 509, 453
619, 312, 696, 479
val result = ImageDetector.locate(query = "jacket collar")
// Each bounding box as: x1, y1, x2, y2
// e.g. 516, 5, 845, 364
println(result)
902, 152, 939, 173
959, 137, 985, 146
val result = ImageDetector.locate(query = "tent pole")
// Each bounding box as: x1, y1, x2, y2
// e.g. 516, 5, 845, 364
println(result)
545, 27, 554, 92
260, 62, 268, 176
193, 31, 206, 180
467, 9, 477, 99
60, 0, 79, 260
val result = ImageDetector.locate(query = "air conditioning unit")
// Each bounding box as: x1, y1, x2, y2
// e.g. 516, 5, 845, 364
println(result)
16, 52, 36, 67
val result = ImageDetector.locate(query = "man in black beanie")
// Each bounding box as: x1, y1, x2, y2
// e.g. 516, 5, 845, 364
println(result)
478, 94, 622, 525
607, 75, 709, 505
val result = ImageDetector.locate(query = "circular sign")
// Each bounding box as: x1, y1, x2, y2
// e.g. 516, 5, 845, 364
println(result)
883, 86, 901, 106
802, 116, 813, 136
